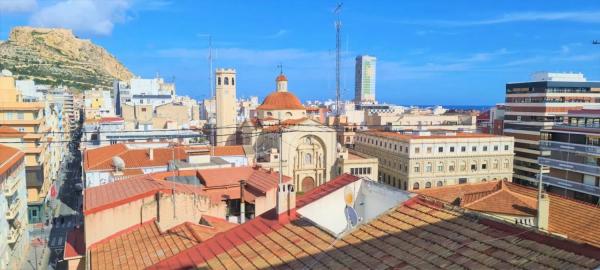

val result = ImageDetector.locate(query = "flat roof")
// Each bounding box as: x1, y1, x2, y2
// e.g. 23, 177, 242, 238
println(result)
362, 130, 502, 141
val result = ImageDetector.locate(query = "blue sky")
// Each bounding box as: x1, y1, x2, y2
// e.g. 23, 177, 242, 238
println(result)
2, 0, 600, 105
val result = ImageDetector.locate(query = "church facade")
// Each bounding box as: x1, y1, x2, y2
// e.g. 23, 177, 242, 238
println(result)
241, 74, 337, 192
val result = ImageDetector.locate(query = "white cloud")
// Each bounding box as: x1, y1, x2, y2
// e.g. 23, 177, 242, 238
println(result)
264, 29, 288, 39
0, 0, 37, 12
29, 0, 132, 35
400, 11, 600, 27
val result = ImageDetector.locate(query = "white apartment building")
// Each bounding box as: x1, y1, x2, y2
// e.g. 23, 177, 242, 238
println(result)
354, 130, 514, 191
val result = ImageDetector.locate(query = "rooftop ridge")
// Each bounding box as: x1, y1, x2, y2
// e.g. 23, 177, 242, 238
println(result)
506, 181, 600, 209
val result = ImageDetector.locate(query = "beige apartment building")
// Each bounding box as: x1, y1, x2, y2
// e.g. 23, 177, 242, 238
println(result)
366, 111, 477, 131
354, 130, 514, 191
334, 149, 379, 181
0, 70, 59, 223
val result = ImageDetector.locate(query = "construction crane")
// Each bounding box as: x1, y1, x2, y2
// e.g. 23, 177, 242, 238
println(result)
334, 3, 343, 117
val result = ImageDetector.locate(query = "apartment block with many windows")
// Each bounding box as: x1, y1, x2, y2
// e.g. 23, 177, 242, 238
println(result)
503, 72, 600, 186
539, 109, 600, 204
354, 130, 514, 191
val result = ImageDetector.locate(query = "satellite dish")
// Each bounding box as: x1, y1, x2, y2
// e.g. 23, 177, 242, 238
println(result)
345, 205, 359, 227
112, 156, 125, 171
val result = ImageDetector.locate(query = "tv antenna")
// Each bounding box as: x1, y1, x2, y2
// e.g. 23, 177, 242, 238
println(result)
334, 2, 343, 117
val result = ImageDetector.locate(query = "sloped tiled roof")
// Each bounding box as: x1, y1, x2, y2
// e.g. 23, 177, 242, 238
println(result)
84, 175, 205, 215
149, 196, 600, 269
417, 180, 600, 248
297, 173, 360, 208
88, 216, 237, 270
83, 144, 191, 171
0, 144, 23, 175
64, 227, 84, 260
195, 166, 289, 194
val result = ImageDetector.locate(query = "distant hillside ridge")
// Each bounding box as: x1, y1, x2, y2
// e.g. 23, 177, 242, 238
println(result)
0, 26, 133, 91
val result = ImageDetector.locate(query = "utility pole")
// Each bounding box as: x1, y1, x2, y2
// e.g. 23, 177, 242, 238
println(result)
334, 3, 343, 117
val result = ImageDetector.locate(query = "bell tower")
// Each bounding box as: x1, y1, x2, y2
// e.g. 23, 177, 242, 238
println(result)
215, 68, 237, 146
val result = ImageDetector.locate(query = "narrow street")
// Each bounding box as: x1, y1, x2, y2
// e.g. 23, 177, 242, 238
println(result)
23, 126, 83, 270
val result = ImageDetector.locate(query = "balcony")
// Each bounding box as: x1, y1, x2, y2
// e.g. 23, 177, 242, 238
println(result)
538, 157, 600, 176
5, 199, 20, 220
540, 174, 600, 197
7, 226, 21, 245
540, 140, 600, 156
3, 176, 19, 197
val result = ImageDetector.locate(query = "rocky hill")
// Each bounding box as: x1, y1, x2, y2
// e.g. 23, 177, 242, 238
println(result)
0, 26, 133, 91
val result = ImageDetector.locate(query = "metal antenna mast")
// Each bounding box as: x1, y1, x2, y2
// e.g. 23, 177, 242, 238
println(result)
334, 3, 343, 117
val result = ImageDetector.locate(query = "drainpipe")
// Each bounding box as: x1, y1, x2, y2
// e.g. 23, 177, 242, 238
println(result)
239, 180, 246, 223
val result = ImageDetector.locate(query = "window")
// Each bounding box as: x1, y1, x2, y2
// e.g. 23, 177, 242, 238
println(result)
481, 161, 487, 170
218, 77, 221, 85
436, 181, 443, 187
460, 161, 466, 171
482, 178, 487, 182
17, 112, 24, 120
493, 145, 499, 151
414, 164, 420, 173
427, 147, 432, 153
438, 147, 443, 153
425, 182, 432, 188
504, 145, 509, 151
267, 112, 273, 116
437, 162, 444, 172
483, 146, 488, 151
461, 146, 466, 152
141, 108, 147, 112
425, 162, 432, 172
471, 161, 477, 171
493, 159, 499, 169
413, 182, 420, 190
459, 178, 467, 184
415, 147, 420, 153
232, 78, 235, 85
450, 146, 455, 152
224, 77, 229, 85
472, 146, 477, 152
286, 112, 293, 117
504, 159, 510, 169
31, 209, 38, 217
449, 162, 455, 172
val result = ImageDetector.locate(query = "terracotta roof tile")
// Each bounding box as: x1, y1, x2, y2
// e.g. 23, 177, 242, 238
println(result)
297, 173, 360, 208
148, 197, 600, 270
417, 180, 600, 248
84, 144, 192, 171
212, 145, 245, 156
88, 218, 236, 270
83, 175, 205, 215
0, 144, 24, 176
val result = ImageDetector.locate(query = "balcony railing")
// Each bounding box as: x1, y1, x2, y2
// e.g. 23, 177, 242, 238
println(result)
540, 140, 600, 156
538, 157, 600, 176
5, 199, 20, 220
540, 174, 600, 196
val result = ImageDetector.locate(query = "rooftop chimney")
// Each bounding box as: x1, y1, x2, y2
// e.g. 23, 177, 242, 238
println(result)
239, 180, 246, 224
537, 192, 549, 231
276, 182, 296, 224
149, 148, 154, 160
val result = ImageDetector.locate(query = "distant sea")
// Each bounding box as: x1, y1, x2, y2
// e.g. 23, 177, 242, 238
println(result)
405, 105, 494, 111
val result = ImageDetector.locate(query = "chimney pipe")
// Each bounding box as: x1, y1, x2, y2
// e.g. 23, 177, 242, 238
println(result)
537, 192, 549, 231
239, 180, 246, 223
149, 148, 154, 160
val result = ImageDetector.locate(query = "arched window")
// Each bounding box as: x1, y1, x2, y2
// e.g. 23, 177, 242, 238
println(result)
224, 77, 229, 85
504, 159, 510, 169
267, 112, 273, 116
286, 112, 293, 117
425, 182, 432, 188
304, 153, 312, 165
449, 161, 455, 172
437, 162, 444, 172
218, 77, 221, 85
460, 161, 466, 171
482, 178, 487, 182
413, 182, 420, 190
493, 159, 499, 169
231, 78, 235, 85
436, 181, 443, 187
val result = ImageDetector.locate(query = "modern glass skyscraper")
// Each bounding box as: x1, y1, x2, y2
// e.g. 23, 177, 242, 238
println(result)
355, 55, 376, 104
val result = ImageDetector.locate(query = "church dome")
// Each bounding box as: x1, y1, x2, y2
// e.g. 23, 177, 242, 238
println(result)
257, 91, 305, 110
276, 74, 288, 82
